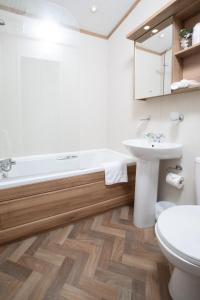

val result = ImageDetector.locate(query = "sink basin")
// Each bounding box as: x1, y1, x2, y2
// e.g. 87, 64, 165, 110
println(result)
122, 139, 183, 229
123, 139, 182, 160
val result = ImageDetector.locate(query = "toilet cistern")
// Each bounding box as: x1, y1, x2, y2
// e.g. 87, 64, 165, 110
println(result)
122, 138, 182, 228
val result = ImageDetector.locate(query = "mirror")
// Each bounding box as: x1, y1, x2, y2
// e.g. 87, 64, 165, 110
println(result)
135, 23, 173, 100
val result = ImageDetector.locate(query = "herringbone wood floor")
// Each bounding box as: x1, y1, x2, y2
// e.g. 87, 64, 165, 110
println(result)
0, 206, 171, 300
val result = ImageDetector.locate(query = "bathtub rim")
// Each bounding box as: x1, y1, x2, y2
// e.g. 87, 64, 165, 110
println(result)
6, 148, 134, 162
0, 148, 136, 190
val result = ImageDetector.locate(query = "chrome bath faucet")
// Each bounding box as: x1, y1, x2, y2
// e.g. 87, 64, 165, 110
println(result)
0, 158, 16, 178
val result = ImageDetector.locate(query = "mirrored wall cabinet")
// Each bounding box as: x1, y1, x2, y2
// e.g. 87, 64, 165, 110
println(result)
127, 0, 200, 100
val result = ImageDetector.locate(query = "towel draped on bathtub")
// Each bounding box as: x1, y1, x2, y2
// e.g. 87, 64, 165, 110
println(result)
103, 161, 128, 185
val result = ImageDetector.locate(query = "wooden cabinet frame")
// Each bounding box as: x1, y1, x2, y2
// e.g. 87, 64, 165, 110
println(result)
128, 0, 200, 100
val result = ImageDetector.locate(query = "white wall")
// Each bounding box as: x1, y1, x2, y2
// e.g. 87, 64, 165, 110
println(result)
0, 10, 109, 157
0, 32, 80, 157
108, 0, 200, 205
80, 34, 108, 150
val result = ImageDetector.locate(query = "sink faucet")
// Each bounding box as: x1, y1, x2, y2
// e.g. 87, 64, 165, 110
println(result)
0, 158, 16, 178
155, 133, 165, 143
144, 133, 165, 143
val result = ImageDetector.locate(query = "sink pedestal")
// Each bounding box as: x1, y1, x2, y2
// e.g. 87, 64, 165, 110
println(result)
134, 159, 159, 228
123, 138, 182, 229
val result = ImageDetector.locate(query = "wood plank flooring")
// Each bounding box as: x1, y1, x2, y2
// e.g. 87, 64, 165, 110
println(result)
0, 206, 171, 300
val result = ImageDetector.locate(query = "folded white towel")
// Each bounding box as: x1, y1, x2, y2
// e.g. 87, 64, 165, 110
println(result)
171, 82, 181, 90
171, 79, 200, 91
171, 79, 189, 90
103, 161, 128, 185
187, 80, 200, 87
180, 79, 190, 88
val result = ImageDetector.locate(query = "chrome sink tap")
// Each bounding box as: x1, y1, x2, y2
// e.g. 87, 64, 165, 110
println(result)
154, 133, 165, 143
0, 158, 16, 178
144, 132, 156, 143
144, 133, 165, 143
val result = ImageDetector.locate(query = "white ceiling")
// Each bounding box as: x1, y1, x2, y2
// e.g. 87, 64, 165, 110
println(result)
50, 0, 137, 36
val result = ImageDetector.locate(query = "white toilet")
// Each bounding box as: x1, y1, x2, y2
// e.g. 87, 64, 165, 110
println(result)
155, 158, 200, 300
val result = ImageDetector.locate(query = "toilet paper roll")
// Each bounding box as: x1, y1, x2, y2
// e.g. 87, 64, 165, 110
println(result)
166, 172, 184, 189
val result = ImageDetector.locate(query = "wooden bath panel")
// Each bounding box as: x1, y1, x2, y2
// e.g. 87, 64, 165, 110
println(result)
0, 171, 110, 202
0, 165, 136, 244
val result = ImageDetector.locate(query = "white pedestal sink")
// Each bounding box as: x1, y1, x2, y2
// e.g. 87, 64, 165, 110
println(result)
123, 139, 182, 228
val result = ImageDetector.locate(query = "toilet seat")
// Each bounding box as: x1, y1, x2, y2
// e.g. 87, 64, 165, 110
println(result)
156, 205, 200, 267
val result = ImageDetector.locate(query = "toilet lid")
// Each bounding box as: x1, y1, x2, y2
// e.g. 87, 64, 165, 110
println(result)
157, 205, 200, 265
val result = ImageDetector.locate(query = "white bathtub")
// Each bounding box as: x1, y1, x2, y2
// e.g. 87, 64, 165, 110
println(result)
0, 149, 135, 189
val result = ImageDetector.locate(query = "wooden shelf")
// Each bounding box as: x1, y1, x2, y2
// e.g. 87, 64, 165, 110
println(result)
175, 43, 200, 58
128, 0, 200, 100
137, 86, 200, 101
172, 86, 200, 95
127, 0, 200, 41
